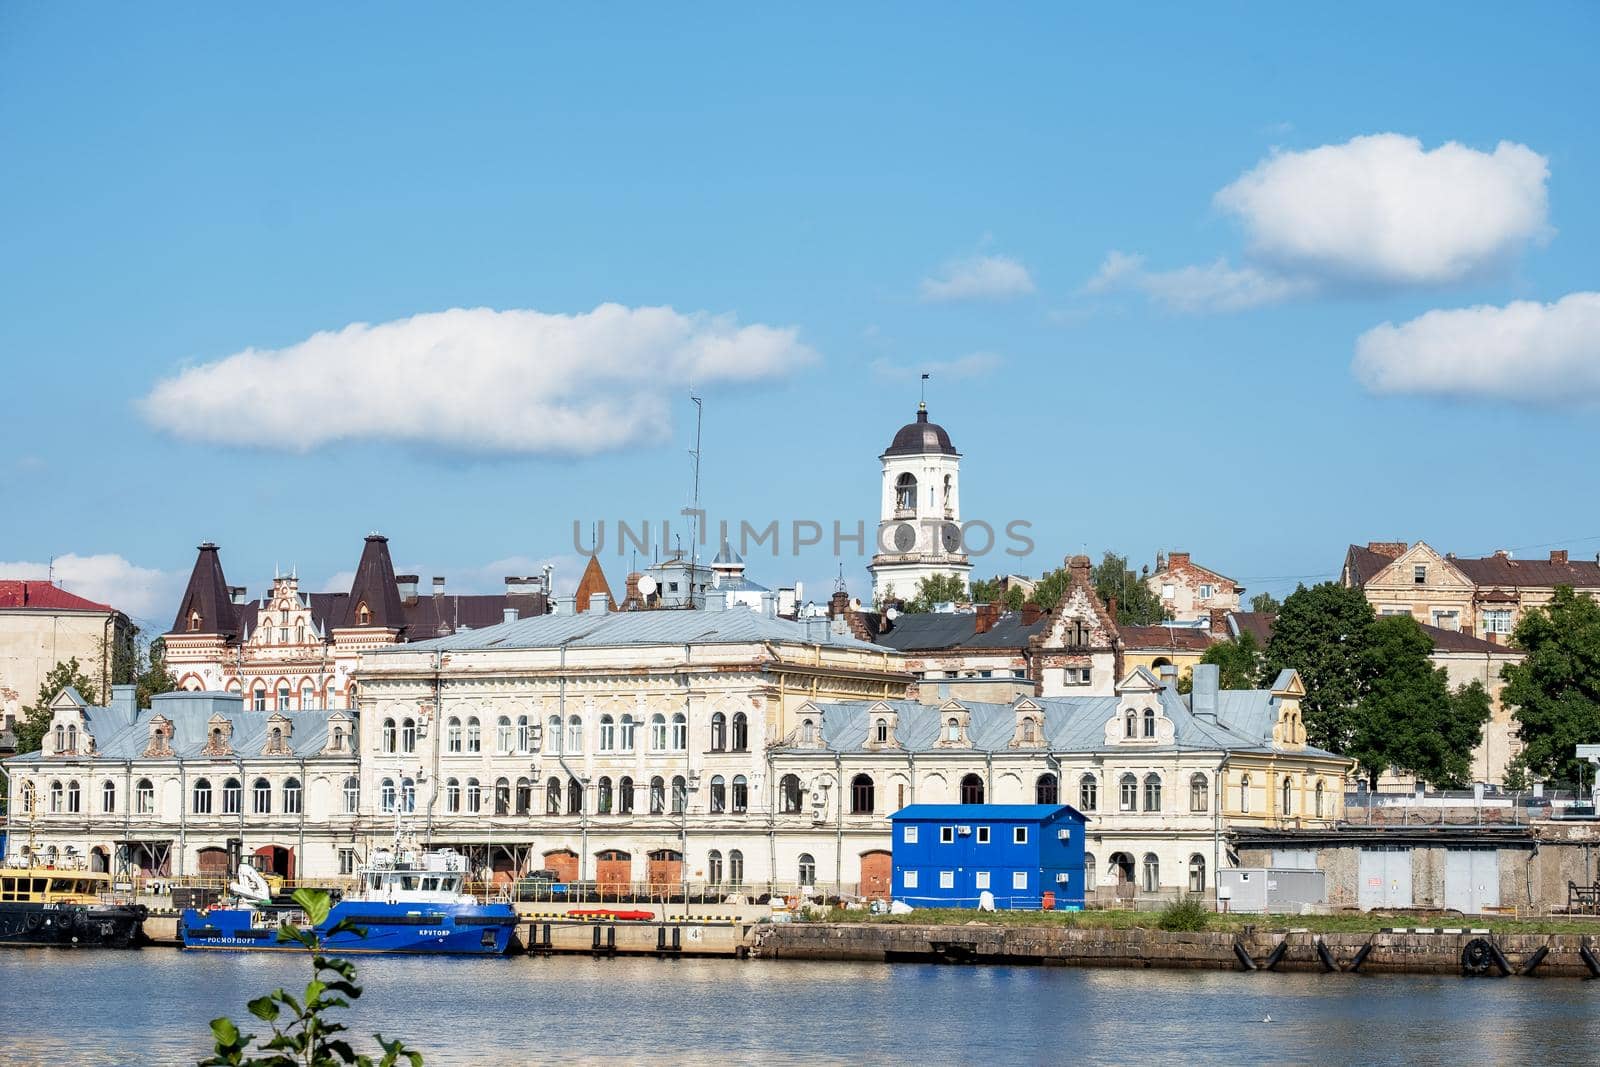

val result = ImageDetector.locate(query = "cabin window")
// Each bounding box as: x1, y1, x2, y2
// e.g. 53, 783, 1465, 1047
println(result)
977, 826, 991, 844
284, 777, 302, 815
1036, 773, 1059, 805
1013, 826, 1028, 845
1191, 773, 1210, 812
619, 776, 635, 814
1079, 774, 1097, 811
193, 778, 212, 814
732, 712, 749, 751
851, 774, 875, 814
136, 778, 155, 815
252, 778, 271, 814
466, 717, 481, 753
731, 775, 748, 813
710, 712, 727, 752
960, 773, 984, 805
1144, 773, 1162, 812
223, 778, 242, 815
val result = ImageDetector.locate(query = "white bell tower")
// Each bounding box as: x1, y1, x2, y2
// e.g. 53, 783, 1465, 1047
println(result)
868, 403, 972, 606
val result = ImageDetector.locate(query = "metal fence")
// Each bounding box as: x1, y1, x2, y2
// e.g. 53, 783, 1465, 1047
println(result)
1342, 787, 1596, 826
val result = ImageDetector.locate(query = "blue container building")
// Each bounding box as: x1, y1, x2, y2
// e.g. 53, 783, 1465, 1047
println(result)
890, 804, 1087, 909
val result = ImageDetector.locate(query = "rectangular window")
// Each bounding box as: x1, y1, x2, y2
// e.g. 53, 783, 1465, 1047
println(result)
1012, 871, 1027, 890
1483, 610, 1512, 634
976, 826, 990, 844
903, 870, 918, 888
1414, 564, 1427, 584
903, 825, 918, 844
975, 871, 990, 889
940, 826, 954, 844
338, 848, 357, 876
1198, 584, 1214, 599
1432, 610, 1460, 632
939, 871, 954, 889
1013, 826, 1028, 845
1161, 583, 1175, 600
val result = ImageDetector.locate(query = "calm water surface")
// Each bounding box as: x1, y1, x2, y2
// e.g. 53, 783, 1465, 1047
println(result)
2, 949, 1596, 1065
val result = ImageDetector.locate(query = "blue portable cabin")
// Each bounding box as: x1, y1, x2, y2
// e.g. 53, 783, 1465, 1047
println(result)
890, 803, 1087, 910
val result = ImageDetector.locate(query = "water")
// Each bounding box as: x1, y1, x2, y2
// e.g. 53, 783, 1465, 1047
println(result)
2, 950, 1596, 1065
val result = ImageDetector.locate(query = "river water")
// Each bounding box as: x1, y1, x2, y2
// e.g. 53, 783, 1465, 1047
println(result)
2, 949, 1596, 1065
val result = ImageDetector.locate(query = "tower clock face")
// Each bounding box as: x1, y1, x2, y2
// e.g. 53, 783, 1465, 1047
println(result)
941, 522, 962, 554
892, 522, 917, 552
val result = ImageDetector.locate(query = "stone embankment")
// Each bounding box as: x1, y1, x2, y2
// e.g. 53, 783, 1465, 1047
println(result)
748, 922, 1600, 978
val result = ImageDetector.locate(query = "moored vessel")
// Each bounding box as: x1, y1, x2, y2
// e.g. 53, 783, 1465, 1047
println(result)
0, 865, 148, 948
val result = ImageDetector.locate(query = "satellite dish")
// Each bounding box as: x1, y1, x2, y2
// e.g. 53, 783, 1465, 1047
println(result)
636, 574, 658, 597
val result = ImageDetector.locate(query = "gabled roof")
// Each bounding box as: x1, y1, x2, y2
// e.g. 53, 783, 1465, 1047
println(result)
1450, 554, 1600, 589
343, 535, 408, 630
169, 542, 238, 636
1343, 543, 1403, 587
0, 581, 114, 613
1224, 611, 1515, 658
1118, 624, 1216, 653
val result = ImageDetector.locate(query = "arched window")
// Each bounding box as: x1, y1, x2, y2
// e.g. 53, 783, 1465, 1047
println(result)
671, 713, 687, 751
895, 472, 917, 511
1084, 852, 1097, 890
780, 774, 803, 814
801, 719, 816, 744
381, 718, 396, 753
277, 683, 291, 711
269, 726, 284, 752
253, 684, 267, 712
101, 779, 116, 813
851, 773, 875, 814
466, 716, 481, 753
597, 776, 614, 815
357, 602, 371, 625
54, 724, 64, 753
465, 778, 481, 814
599, 715, 616, 752
875, 718, 889, 744
222, 778, 241, 815
710, 712, 727, 752
798, 853, 816, 886
1315, 779, 1326, 818
379, 777, 396, 813
329, 725, 344, 752
1079, 774, 1098, 811
49, 780, 63, 813
548, 714, 562, 753
650, 776, 666, 814
709, 775, 727, 813
252, 777, 271, 814
619, 776, 635, 814
566, 715, 583, 753
136, 777, 155, 815
1118, 773, 1137, 812
546, 777, 562, 816
650, 714, 668, 751
1022, 717, 1038, 743
284, 777, 302, 815
445, 777, 461, 813
671, 775, 687, 814
1188, 854, 1207, 893
729, 849, 744, 886
1143, 773, 1162, 812
1142, 707, 1156, 738
516, 715, 532, 754
567, 777, 583, 815
1190, 773, 1209, 812
731, 775, 748, 813
1239, 774, 1251, 813
193, 778, 212, 814
515, 777, 533, 815
64, 779, 79, 813
1036, 773, 1059, 805
495, 777, 511, 816
945, 717, 961, 742
732, 712, 749, 751
959, 773, 984, 805
1124, 710, 1136, 738
497, 716, 513, 754
300, 681, 315, 710
942, 473, 952, 511
1141, 853, 1160, 893
400, 777, 416, 813
342, 776, 359, 814
447, 717, 462, 753
20, 780, 35, 813
401, 718, 417, 753
708, 849, 724, 885
619, 714, 636, 751
1282, 777, 1293, 816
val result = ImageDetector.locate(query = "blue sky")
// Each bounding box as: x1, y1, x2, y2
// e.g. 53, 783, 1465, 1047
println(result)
2, 3, 1597, 625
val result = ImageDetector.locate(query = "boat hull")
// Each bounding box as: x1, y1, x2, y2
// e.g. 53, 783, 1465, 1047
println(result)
180, 900, 517, 955
0, 903, 148, 949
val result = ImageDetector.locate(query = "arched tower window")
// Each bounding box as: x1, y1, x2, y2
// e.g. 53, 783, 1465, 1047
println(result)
895, 472, 917, 512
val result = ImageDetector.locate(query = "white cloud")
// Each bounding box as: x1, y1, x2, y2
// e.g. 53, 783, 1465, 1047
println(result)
141, 304, 818, 456
0, 553, 185, 624
919, 254, 1036, 302
871, 352, 1003, 381
1085, 134, 1551, 312
1216, 134, 1550, 288
1353, 292, 1600, 404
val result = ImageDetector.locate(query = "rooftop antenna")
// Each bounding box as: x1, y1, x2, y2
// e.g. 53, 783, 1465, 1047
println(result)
835, 563, 847, 595
688, 393, 703, 608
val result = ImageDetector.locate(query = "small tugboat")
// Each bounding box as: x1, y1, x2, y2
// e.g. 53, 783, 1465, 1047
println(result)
180, 842, 516, 955
0, 864, 148, 948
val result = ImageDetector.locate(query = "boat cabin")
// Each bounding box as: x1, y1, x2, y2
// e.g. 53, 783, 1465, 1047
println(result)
356, 847, 474, 904
0, 868, 111, 905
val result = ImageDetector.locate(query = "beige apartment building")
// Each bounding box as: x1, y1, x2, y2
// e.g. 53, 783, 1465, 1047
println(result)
1, 581, 132, 746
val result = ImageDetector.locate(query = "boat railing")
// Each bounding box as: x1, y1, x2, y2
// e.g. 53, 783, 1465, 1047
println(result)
490, 879, 866, 906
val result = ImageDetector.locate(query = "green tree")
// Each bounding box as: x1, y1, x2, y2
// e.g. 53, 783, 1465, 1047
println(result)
1262, 582, 1375, 753
137, 635, 180, 707
1249, 591, 1282, 614
203, 889, 422, 1066
900, 573, 969, 613
969, 576, 1025, 611
1193, 630, 1266, 692
1500, 586, 1600, 783
1029, 567, 1071, 613
1347, 615, 1491, 788
1092, 552, 1168, 626
15, 657, 100, 754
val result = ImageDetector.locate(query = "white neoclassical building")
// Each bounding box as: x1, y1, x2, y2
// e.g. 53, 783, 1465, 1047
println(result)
869, 403, 972, 606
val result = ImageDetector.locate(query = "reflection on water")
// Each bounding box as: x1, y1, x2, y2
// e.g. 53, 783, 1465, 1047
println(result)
1, 949, 1596, 1065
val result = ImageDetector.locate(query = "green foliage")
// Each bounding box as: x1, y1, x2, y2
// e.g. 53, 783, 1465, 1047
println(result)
1249, 591, 1282, 614
1263, 582, 1375, 753
1092, 552, 1168, 626
1156, 895, 1210, 932
202, 889, 423, 1067
1029, 568, 1071, 613
15, 657, 100, 754
136, 634, 180, 708
1200, 630, 1267, 691
1348, 616, 1491, 788
1500, 586, 1600, 783
968, 577, 1026, 612
901, 573, 969, 614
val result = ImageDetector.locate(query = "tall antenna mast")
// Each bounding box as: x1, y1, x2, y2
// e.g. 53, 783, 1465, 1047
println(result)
688, 393, 703, 609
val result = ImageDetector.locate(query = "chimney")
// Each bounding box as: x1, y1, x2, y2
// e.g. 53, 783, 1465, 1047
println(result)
1021, 601, 1042, 626
974, 603, 1000, 635
1107, 595, 1118, 621
1067, 555, 1091, 582
705, 594, 726, 613
1158, 664, 1178, 690
502, 607, 517, 625
1209, 608, 1230, 637
433, 576, 446, 597
829, 589, 851, 618
554, 594, 576, 615
228, 586, 248, 605
588, 592, 610, 615
1551, 550, 1569, 565
395, 574, 419, 601
1367, 542, 1408, 559
110, 684, 139, 726
1169, 551, 1190, 568
1191, 663, 1219, 718
760, 591, 777, 617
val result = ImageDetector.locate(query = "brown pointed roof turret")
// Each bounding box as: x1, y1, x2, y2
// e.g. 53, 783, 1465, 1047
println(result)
343, 534, 408, 630
169, 542, 238, 636
574, 556, 616, 612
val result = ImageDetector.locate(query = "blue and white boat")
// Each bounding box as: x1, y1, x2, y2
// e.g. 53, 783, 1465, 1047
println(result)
180, 845, 516, 955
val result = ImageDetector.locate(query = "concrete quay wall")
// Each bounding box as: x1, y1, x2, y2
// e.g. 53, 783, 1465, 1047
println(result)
749, 922, 1600, 978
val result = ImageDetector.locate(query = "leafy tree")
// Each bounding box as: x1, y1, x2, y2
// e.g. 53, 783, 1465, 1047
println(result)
15, 657, 99, 754
901, 573, 969, 614
1500, 586, 1600, 783
1249, 592, 1282, 614
1196, 630, 1266, 691
136, 635, 179, 707
969, 576, 1025, 611
1029, 568, 1071, 613
1347, 616, 1491, 788
1091, 552, 1168, 626
1263, 582, 1375, 753
203, 889, 422, 1066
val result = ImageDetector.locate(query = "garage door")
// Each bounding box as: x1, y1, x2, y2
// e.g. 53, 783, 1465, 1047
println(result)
1358, 847, 1413, 910
1444, 849, 1500, 914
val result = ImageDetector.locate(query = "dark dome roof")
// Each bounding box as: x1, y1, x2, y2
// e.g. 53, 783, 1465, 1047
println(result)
885, 405, 957, 457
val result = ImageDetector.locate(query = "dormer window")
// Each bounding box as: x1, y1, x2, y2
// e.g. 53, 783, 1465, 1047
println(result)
189, 610, 202, 632
357, 602, 372, 625
1142, 707, 1156, 738
875, 718, 888, 743
1022, 718, 1037, 743
801, 718, 816, 744
1124, 710, 1136, 738
945, 717, 960, 742
54, 724, 65, 752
